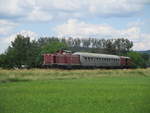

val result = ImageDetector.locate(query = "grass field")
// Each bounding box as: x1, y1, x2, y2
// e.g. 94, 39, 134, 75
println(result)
0, 68, 150, 113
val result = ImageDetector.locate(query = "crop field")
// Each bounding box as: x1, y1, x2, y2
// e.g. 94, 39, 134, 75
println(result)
0, 68, 150, 113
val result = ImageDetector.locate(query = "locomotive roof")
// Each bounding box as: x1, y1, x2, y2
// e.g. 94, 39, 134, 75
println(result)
73, 52, 120, 59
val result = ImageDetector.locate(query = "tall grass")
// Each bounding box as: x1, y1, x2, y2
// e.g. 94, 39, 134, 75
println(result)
0, 68, 150, 83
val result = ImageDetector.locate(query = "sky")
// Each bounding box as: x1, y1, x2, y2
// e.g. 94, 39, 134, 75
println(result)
0, 0, 150, 53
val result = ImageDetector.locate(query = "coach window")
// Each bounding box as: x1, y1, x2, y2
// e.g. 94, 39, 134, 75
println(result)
85, 57, 87, 60
87, 57, 89, 62
87, 57, 88, 61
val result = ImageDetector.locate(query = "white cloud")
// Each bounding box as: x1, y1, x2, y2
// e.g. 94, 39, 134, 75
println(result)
54, 19, 150, 50
54, 19, 139, 39
0, 19, 18, 35
0, 0, 149, 22
133, 34, 150, 50
27, 7, 53, 22
0, 0, 149, 52
0, 30, 38, 53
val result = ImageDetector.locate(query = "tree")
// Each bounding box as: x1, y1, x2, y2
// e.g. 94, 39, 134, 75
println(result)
2, 35, 41, 68
82, 38, 91, 48
105, 39, 116, 54
41, 41, 68, 54
127, 51, 145, 68
141, 53, 150, 67
0, 53, 10, 68
114, 38, 133, 55
5, 35, 31, 68
26, 41, 42, 67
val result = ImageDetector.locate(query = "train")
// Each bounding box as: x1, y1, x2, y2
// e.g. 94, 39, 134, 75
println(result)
43, 50, 132, 69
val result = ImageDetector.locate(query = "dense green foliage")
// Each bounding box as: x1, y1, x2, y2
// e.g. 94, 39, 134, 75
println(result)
0, 35, 131, 68
41, 41, 68, 54
0, 69, 150, 113
127, 51, 150, 68
0, 35, 68, 68
0, 34, 149, 68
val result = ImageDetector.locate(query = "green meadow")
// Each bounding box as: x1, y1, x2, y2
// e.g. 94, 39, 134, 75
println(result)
0, 68, 150, 113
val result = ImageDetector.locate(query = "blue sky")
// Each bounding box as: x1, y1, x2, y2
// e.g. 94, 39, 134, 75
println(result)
0, 0, 150, 53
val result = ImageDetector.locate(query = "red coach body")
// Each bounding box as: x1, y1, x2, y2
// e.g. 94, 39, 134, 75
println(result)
120, 56, 131, 68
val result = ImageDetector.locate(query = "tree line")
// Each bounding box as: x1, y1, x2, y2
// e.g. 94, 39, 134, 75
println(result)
0, 35, 149, 68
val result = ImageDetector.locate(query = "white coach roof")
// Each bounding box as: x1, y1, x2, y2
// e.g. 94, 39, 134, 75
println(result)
73, 52, 120, 59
